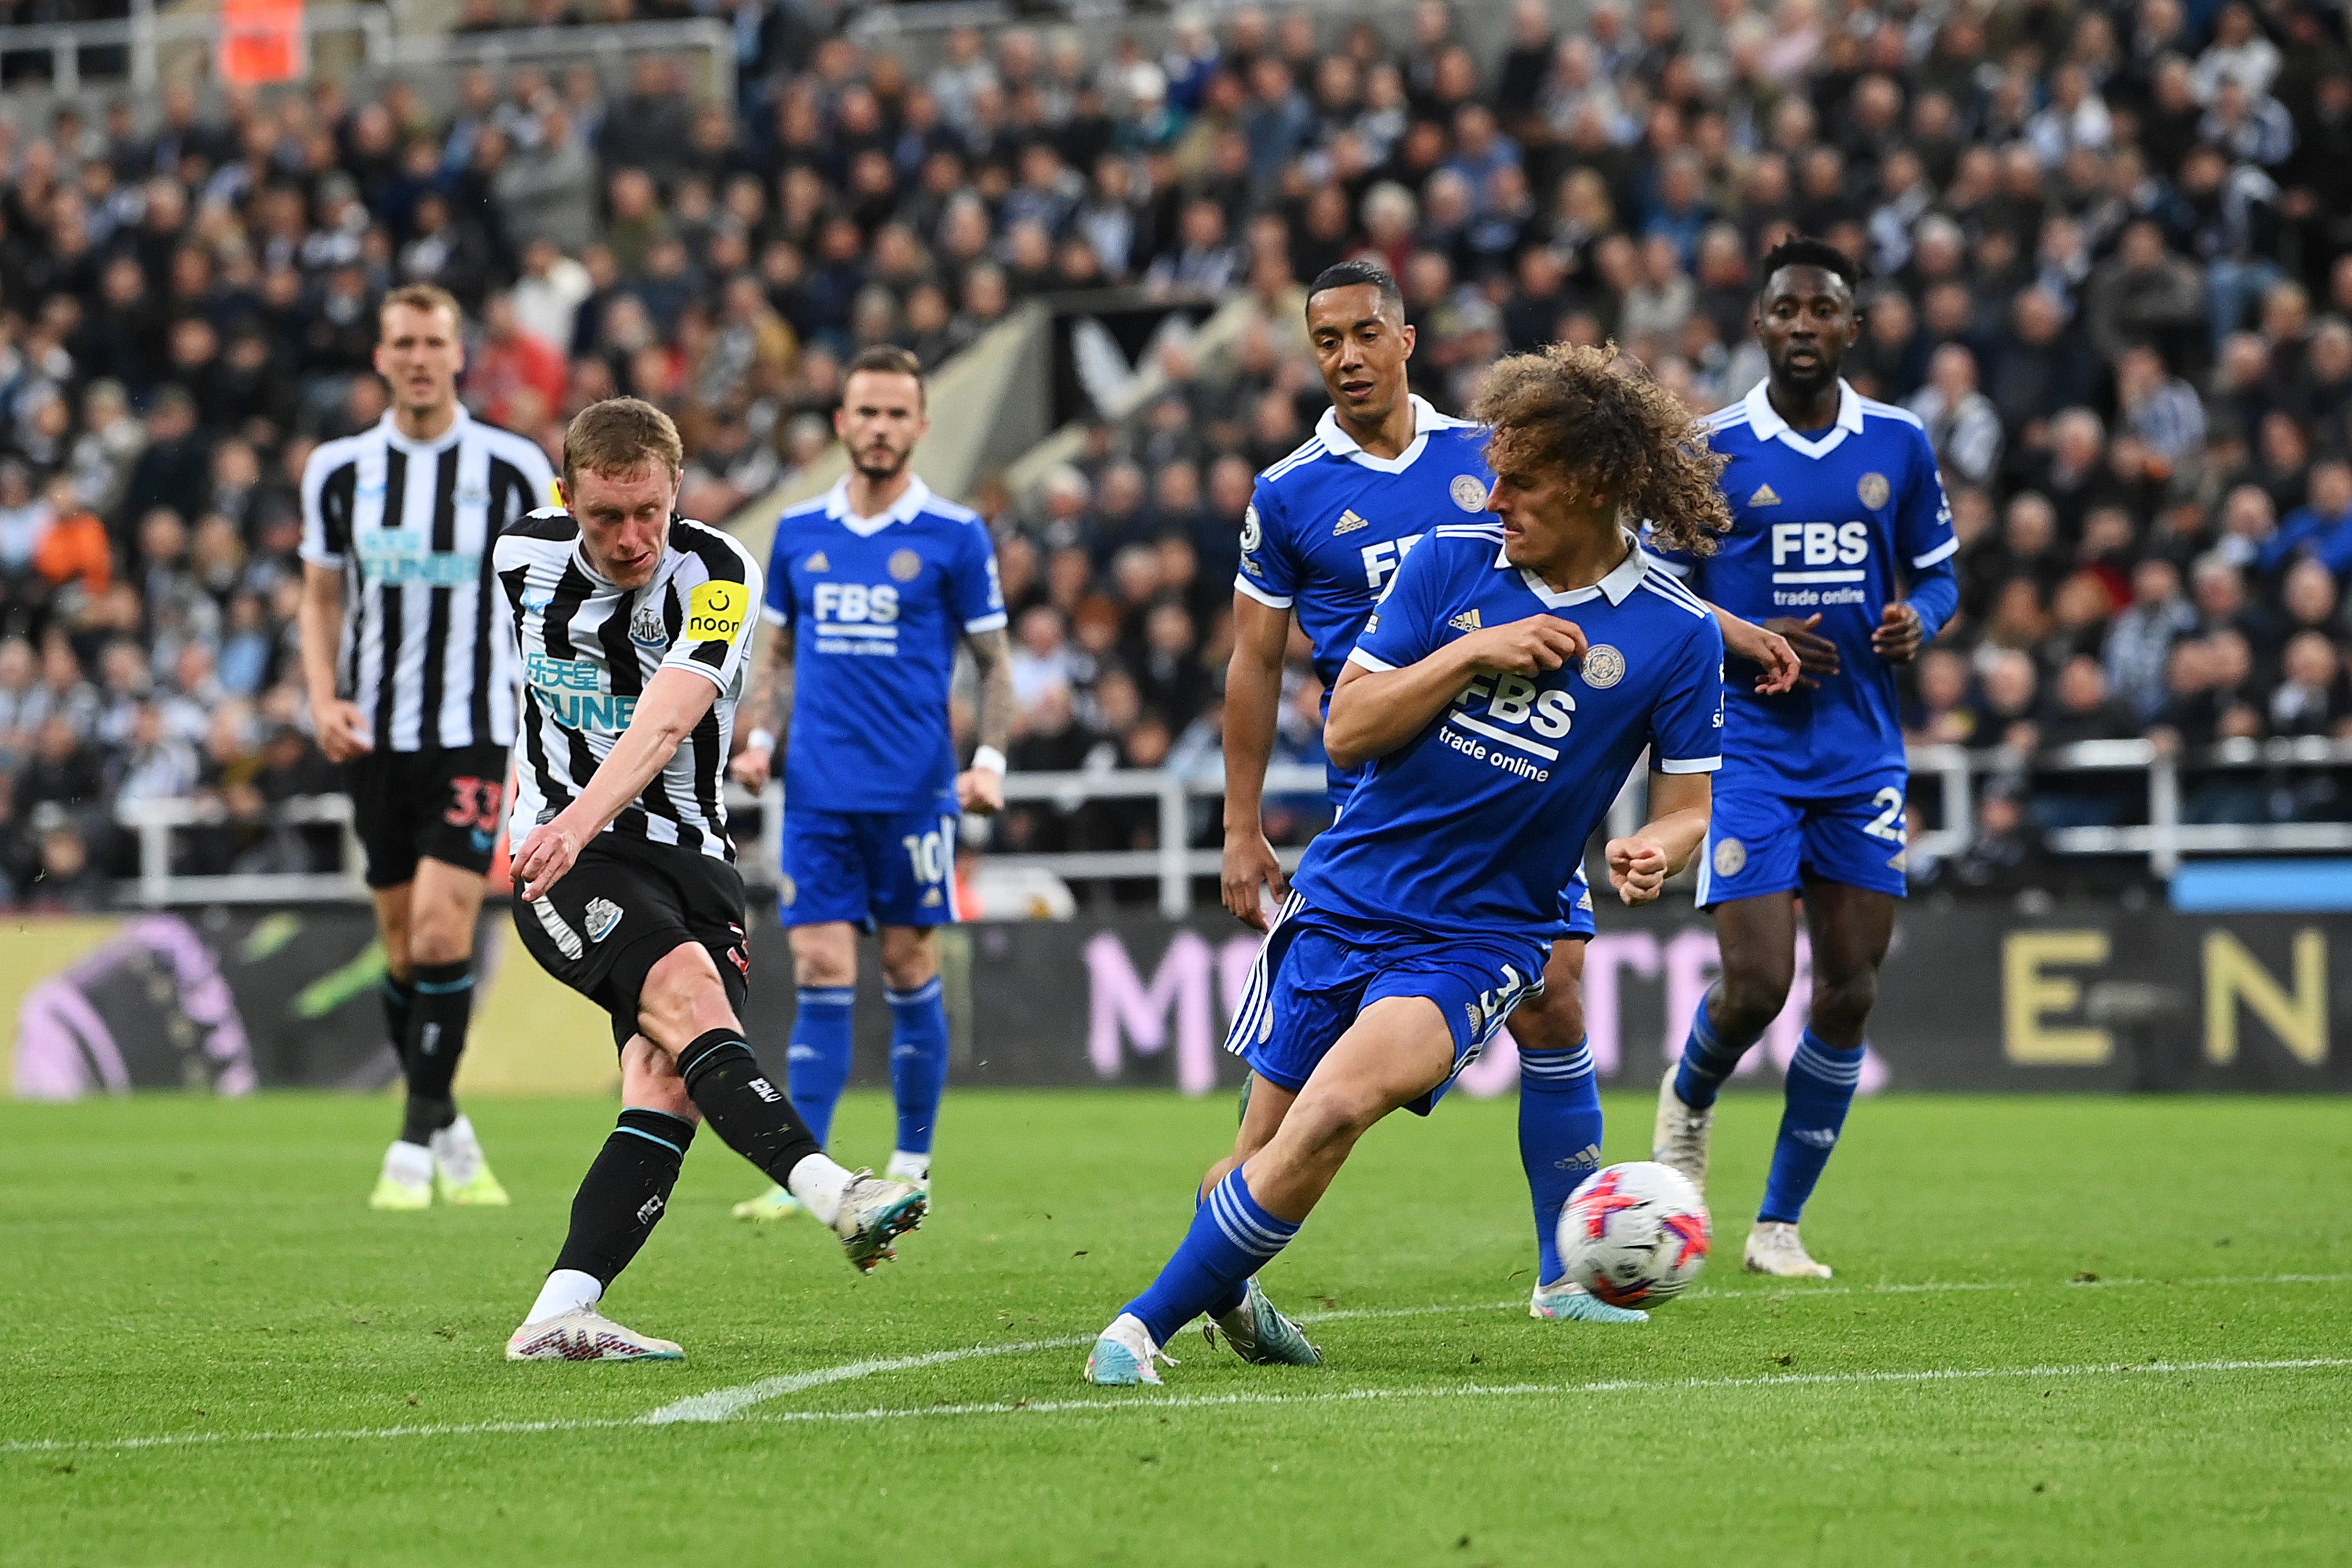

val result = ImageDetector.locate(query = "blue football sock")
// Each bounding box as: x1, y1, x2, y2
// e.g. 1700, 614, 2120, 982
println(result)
1195, 1177, 1248, 1320
1674, 989, 1758, 1111
886, 977, 951, 1157
786, 987, 856, 1149
1519, 1040, 1605, 1288
1758, 1031, 1864, 1224
1124, 1168, 1299, 1347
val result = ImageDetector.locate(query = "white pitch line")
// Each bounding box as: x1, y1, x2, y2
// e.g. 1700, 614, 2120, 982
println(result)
644, 1269, 2352, 1424
6, 1357, 2347, 1458
734, 1357, 2352, 1429
8, 1271, 2349, 1457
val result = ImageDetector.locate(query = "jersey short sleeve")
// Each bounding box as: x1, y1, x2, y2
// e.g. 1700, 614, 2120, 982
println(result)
1649, 616, 1727, 774
298, 441, 350, 569
1346, 531, 1459, 674
762, 522, 797, 628
1235, 484, 1302, 609
665, 554, 764, 693
954, 519, 1008, 634
1897, 425, 1959, 571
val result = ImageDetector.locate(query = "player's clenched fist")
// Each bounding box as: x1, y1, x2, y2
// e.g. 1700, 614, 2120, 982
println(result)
511, 818, 585, 902
1605, 833, 1672, 905
1459, 614, 1588, 676
312, 698, 374, 763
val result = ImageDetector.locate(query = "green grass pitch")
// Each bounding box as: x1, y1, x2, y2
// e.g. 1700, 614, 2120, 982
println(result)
4, 1089, 2348, 1567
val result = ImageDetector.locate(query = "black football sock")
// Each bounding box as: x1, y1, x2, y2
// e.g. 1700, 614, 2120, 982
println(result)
402, 959, 475, 1140
382, 974, 415, 1067
676, 1029, 825, 1185
551, 1108, 697, 1287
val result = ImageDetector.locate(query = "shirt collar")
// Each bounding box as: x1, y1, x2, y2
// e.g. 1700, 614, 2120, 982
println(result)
1314, 395, 1452, 474
1739, 378, 1863, 454
1495, 530, 1647, 607
825, 475, 934, 536
376, 404, 473, 456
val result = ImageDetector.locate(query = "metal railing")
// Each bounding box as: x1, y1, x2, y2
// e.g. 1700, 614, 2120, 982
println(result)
0, 8, 732, 109
104, 743, 2352, 910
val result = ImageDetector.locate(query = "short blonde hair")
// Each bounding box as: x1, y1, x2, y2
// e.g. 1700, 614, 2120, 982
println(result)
563, 396, 685, 485
378, 283, 463, 335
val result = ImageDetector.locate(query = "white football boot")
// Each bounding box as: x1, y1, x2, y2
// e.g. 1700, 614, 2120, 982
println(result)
832, 1172, 928, 1273
429, 1114, 509, 1206
1085, 1312, 1175, 1386
1743, 1221, 1833, 1279
368, 1140, 433, 1210
505, 1308, 684, 1361
1651, 1066, 1715, 1196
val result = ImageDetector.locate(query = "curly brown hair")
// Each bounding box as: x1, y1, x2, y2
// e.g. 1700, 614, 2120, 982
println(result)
1470, 343, 1734, 556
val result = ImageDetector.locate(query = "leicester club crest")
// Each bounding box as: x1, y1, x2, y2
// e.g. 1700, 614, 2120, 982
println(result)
1451, 474, 1488, 512
1581, 644, 1626, 688
1858, 471, 1891, 509
889, 548, 923, 582
1712, 838, 1747, 878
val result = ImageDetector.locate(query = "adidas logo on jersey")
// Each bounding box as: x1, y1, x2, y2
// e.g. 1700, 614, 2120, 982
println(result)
1448, 609, 1483, 631
1334, 509, 1370, 535
1750, 483, 1782, 506
806, 551, 830, 572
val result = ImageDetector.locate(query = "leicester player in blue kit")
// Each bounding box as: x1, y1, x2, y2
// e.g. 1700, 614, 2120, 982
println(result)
1651, 239, 1961, 1278
1087, 345, 1731, 1384
729, 346, 1015, 1221
1218, 262, 1792, 1346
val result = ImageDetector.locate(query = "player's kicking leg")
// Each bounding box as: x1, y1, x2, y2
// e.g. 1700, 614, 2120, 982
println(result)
511, 938, 926, 1360
1087, 994, 1455, 1385
1507, 936, 1647, 1324
733, 917, 858, 1223
367, 856, 506, 1209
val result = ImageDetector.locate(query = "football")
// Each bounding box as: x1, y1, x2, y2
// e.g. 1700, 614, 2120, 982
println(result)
1557, 1162, 1713, 1307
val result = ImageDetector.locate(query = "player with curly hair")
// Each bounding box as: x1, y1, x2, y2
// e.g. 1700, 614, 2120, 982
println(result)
1086, 345, 1734, 1384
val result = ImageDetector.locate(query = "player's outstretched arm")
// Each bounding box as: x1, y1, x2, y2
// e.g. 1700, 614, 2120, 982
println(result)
1712, 607, 1802, 694
514, 666, 720, 900
957, 626, 1013, 814
729, 625, 794, 789
1605, 770, 1711, 905
1221, 591, 1293, 931
297, 562, 372, 762
1325, 615, 1588, 770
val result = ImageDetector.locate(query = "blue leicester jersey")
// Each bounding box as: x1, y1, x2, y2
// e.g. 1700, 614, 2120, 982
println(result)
1293, 526, 1725, 948
1236, 395, 1497, 799
1679, 380, 1957, 796
762, 477, 1006, 814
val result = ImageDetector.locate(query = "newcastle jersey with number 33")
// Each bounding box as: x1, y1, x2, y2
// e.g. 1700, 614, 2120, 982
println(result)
762, 477, 1007, 814
1294, 526, 1725, 948
1676, 380, 1958, 795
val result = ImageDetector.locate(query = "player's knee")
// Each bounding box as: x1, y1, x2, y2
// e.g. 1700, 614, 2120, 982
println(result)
1510, 985, 1584, 1053
878, 930, 938, 992
407, 910, 473, 968
1810, 965, 1879, 1039
1716, 958, 1795, 1036
619, 1039, 699, 1121
638, 944, 738, 1051
788, 927, 857, 990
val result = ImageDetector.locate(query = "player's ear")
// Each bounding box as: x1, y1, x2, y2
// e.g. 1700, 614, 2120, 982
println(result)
553, 475, 569, 510
1398, 322, 1416, 358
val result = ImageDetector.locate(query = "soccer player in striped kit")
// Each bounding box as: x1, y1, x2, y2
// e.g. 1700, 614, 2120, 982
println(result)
499, 397, 927, 1360
298, 283, 556, 1211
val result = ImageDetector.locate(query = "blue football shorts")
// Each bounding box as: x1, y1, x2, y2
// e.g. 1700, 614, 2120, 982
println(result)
1222, 893, 1549, 1116
780, 797, 962, 929
1558, 864, 1597, 940
1694, 765, 1911, 906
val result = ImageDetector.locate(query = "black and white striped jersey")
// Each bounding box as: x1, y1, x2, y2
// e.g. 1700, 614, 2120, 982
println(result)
300, 408, 559, 752
493, 511, 762, 863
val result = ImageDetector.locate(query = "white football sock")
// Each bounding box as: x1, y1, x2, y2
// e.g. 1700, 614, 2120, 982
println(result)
886, 1150, 930, 1184
385, 1141, 433, 1181
786, 1153, 852, 1225
525, 1268, 602, 1325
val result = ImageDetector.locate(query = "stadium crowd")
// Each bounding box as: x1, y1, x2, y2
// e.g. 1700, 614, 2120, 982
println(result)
1, 0, 2350, 908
